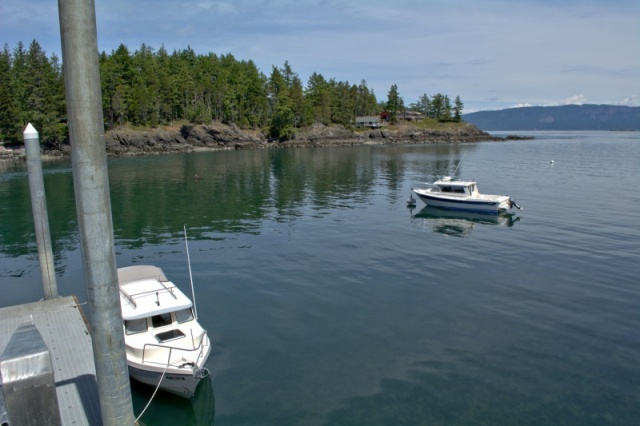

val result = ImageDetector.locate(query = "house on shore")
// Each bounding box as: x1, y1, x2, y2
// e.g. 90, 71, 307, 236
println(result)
355, 116, 383, 129
356, 111, 426, 128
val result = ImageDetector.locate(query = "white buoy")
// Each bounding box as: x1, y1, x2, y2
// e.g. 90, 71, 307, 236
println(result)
550, 160, 554, 164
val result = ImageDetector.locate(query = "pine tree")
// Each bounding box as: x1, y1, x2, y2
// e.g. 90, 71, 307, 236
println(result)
306, 72, 331, 125
0, 44, 19, 143
385, 84, 404, 124
1, 40, 465, 145
355, 80, 378, 117
268, 66, 295, 139
417, 94, 430, 115
453, 96, 464, 122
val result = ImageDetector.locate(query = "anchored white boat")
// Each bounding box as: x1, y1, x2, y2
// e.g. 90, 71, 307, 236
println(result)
117, 265, 211, 398
412, 176, 522, 214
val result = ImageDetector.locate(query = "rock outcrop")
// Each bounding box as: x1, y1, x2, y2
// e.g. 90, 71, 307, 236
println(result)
3, 121, 528, 161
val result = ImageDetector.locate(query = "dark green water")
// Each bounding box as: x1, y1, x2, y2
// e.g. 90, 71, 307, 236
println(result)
1, 131, 639, 425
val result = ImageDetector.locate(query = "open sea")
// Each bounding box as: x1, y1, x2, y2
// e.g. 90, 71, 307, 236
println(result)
1, 131, 638, 425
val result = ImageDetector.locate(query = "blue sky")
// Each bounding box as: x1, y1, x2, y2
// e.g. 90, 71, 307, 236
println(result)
1, 0, 638, 112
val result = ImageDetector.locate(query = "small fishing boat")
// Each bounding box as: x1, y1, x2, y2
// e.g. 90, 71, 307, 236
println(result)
117, 264, 211, 398
412, 176, 522, 214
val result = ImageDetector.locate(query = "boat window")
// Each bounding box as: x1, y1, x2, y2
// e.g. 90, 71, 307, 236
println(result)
151, 313, 172, 328
125, 318, 148, 335
176, 308, 194, 324
155, 329, 185, 343
441, 186, 452, 192
453, 187, 465, 193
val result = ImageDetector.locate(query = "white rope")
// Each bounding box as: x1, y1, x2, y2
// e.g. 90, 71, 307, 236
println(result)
134, 360, 174, 423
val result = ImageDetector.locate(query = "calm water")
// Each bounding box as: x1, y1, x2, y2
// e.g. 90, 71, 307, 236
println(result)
1, 131, 639, 425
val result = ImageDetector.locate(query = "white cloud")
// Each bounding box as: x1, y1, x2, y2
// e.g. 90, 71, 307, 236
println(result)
563, 95, 588, 105
1, 0, 638, 112
618, 95, 639, 106
541, 95, 587, 107
511, 103, 534, 108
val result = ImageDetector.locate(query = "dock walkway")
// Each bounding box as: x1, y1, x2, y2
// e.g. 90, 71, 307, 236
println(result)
0, 296, 102, 425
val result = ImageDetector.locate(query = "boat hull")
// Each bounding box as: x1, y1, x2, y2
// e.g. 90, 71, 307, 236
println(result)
128, 361, 210, 398
413, 190, 510, 214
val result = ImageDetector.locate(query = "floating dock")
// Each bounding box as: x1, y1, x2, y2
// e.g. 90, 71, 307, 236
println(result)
0, 296, 102, 425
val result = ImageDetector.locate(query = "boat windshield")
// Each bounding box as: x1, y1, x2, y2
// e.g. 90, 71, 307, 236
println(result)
440, 185, 466, 194
152, 312, 172, 328
125, 318, 148, 335
176, 308, 194, 324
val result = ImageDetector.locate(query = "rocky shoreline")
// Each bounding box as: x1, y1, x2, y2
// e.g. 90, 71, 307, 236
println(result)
0, 122, 532, 162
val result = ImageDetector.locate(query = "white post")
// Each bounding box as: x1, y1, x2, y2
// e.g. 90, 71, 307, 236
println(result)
24, 123, 58, 300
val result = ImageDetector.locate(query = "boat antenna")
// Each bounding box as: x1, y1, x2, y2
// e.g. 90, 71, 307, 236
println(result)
452, 151, 467, 178
184, 225, 198, 320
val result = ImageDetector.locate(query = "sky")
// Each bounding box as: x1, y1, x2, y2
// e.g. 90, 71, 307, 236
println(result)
1, 0, 639, 112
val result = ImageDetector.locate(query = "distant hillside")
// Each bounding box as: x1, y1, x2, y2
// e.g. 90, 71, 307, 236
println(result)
463, 104, 640, 131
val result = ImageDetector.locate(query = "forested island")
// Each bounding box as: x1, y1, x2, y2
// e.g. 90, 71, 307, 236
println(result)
1, 40, 506, 159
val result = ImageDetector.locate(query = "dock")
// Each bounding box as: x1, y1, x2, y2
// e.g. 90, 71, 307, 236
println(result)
0, 296, 102, 425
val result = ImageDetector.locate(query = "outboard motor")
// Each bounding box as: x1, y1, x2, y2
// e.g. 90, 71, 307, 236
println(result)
510, 199, 523, 211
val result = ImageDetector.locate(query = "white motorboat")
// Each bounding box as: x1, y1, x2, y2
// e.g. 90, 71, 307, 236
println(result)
412, 176, 522, 214
117, 265, 211, 398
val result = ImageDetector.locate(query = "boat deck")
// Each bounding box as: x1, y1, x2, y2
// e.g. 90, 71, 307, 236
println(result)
0, 296, 102, 425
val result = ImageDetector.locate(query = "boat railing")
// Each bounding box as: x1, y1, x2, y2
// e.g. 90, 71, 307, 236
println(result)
119, 288, 137, 308
141, 330, 209, 367
158, 280, 178, 300
120, 285, 179, 307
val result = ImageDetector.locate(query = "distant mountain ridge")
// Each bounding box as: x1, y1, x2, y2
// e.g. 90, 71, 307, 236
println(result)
462, 104, 640, 131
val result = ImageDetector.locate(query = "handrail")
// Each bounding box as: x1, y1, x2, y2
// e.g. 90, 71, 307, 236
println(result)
141, 329, 208, 366
120, 285, 178, 300
119, 288, 137, 308
158, 280, 178, 300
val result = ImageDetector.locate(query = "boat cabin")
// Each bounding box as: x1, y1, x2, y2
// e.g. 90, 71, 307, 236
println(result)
124, 307, 196, 343
118, 265, 197, 342
435, 178, 480, 198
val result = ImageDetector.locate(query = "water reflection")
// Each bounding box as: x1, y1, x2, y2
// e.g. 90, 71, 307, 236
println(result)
0, 146, 471, 255
132, 375, 215, 426
411, 206, 520, 238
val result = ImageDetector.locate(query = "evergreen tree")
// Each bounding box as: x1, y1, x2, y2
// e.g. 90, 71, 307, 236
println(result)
417, 94, 430, 115
429, 93, 444, 120
290, 75, 309, 127
443, 95, 452, 121
385, 84, 404, 124
23, 40, 64, 144
101, 44, 133, 127
306, 72, 331, 124
453, 96, 464, 122
0, 40, 465, 145
11, 42, 28, 128
268, 66, 295, 139
355, 80, 377, 117
154, 45, 176, 123
239, 60, 268, 128
330, 80, 355, 126
130, 43, 159, 126
0, 44, 19, 143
